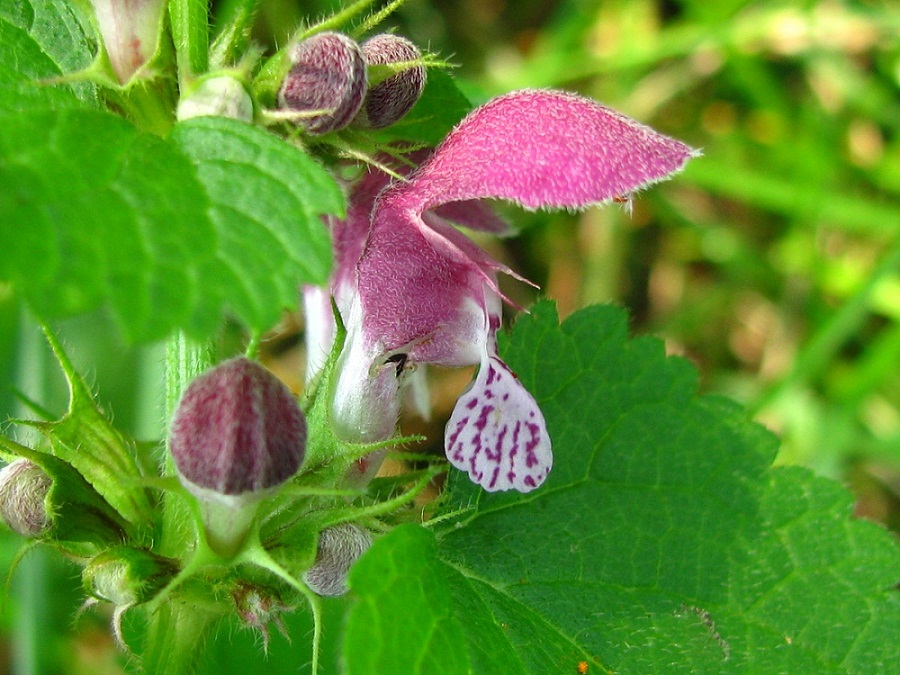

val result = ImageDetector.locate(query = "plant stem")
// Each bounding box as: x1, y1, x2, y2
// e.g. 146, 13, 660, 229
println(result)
142, 600, 219, 674
139, 334, 221, 672
170, 0, 211, 86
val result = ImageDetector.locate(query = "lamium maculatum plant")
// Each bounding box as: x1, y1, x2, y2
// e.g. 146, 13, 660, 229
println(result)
1, 0, 898, 674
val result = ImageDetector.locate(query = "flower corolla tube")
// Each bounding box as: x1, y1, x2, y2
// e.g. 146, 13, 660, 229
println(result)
308, 89, 699, 492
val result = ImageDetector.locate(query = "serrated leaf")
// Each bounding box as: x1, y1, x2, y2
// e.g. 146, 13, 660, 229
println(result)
343, 524, 470, 675
170, 117, 341, 331
0, 111, 342, 341
17, 327, 156, 538
0, 0, 98, 112
0, 108, 218, 340
343, 302, 900, 674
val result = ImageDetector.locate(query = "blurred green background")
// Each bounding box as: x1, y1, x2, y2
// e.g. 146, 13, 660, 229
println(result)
2, 0, 899, 672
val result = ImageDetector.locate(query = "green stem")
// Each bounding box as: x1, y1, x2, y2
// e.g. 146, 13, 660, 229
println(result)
142, 333, 220, 672
157, 334, 216, 559
169, 0, 210, 86
105, 79, 177, 136
142, 600, 219, 674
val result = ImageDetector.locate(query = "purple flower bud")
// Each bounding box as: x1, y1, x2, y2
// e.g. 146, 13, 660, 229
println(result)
0, 459, 51, 538
356, 34, 426, 129
170, 357, 307, 498
278, 32, 367, 135
303, 523, 372, 596
169, 357, 306, 557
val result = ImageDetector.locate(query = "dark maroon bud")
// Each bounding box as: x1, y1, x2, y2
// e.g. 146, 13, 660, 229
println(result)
170, 357, 307, 499
303, 523, 372, 596
278, 32, 367, 135
170, 357, 306, 557
356, 34, 426, 129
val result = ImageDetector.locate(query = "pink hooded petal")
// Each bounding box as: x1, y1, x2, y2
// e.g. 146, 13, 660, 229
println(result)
383, 89, 699, 214
445, 352, 552, 493
354, 202, 489, 367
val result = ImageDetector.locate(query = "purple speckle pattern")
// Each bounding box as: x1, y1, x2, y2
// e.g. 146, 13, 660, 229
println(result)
169, 357, 307, 496
445, 355, 551, 493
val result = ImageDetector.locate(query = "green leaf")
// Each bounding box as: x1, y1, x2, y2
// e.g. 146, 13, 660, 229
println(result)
0, 110, 341, 341
170, 117, 340, 332
372, 68, 472, 146
343, 523, 470, 675
343, 303, 900, 674
0, 108, 217, 341
0, 0, 98, 112
15, 327, 156, 538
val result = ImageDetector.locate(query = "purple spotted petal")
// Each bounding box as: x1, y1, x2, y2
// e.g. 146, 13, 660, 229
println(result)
445, 353, 552, 493
387, 89, 699, 214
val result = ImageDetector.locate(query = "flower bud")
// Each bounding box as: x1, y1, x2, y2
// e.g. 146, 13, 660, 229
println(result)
303, 523, 372, 596
90, 0, 166, 84
83, 545, 179, 607
356, 34, 426, 129
0, 459, 51, 538
177, 75, 254, 122
169, 357, 307, 556
0, 451, 127, 554
278, 32, 367, 135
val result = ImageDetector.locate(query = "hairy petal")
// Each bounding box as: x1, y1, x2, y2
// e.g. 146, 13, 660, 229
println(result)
385, 89, 700, 214
330, 305, 403, 443
431, 200, 512, 235
355, 202, 488, 366
446, 352, 552, 492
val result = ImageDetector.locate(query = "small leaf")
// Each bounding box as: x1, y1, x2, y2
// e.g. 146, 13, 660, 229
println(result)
19, 327, 156, 537
372, 68, 472, 146
171, 117, 341, 331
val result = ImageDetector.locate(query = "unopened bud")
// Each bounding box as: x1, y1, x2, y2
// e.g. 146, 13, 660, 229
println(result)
278, 32, 367, 135
0, 452, 126, 554
356, 34, 426, 129
0, 459, 51, 538
83, 545, 179, 607
177, 75, 254, 122
303, 523, 372, 596
90, 0, 166, 84
169, 357, 307, 556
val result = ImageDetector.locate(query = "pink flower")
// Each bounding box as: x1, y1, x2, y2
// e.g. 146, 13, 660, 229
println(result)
320, 89, 699, 492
